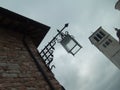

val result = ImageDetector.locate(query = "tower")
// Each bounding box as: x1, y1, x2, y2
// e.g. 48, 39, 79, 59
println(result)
115, 0, 120, 11
89, 27, 120, 69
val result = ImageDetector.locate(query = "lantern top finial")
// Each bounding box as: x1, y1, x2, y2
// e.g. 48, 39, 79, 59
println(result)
65, 23, 69, 28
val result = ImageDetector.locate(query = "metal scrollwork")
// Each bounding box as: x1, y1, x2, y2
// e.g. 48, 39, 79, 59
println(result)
40, 23, 69, 71
65, 31, 69, 35
40, 39, 57, 70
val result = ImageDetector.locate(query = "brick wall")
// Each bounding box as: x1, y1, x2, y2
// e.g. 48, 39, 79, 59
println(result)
0, 28, 63, 90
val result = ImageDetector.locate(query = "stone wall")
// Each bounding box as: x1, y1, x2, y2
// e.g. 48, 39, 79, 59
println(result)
0, 28, 63, 90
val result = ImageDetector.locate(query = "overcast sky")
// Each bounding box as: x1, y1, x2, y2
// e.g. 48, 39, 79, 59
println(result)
0, 0, 120, 90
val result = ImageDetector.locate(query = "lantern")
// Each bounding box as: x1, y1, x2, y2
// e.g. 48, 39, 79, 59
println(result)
60, 34, 82, 56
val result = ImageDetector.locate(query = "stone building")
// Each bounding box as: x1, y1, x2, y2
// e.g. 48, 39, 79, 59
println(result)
0, 7, 65, 90
89, 27, 120, 69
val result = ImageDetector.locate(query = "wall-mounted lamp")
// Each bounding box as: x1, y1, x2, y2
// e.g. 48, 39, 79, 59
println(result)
60, 33, 82, 56
40, 23, 82, 70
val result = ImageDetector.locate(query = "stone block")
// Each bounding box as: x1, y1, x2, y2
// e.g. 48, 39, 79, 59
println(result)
8, 63, 20, 70
2, 73, 18, 77
0, 63, 7, 67
27, 87, 37, 90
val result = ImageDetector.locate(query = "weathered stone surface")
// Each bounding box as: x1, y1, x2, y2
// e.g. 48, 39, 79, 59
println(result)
0, 27, 63, 90
2, 73, 18, 77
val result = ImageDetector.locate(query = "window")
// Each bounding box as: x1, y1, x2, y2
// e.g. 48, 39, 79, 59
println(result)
94, 31, 106, 42
103, 44, 106, 48
108, 39, 112, 43
99, 31, 105, 37
94, 36, 99, 42
105, 41, 110, 46
97, 33, 102, 40
103, 39, 112, 48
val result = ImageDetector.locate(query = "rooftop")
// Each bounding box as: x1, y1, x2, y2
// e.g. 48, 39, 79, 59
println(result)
0, 7, 50, 47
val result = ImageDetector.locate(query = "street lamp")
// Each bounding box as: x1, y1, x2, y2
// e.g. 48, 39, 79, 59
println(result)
60, 33, 82, 56
40, 23, 82, 70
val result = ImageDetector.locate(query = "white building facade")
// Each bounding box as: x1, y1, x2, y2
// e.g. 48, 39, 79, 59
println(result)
89, 27, 120, 69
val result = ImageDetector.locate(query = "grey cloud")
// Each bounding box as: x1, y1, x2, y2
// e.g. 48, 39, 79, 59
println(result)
0, 0, 120, 90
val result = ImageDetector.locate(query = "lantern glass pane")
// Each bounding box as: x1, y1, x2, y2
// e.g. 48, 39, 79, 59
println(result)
71, 45, 81, 54
66, 40, 76, 51
60, 34, 82, 55
60, 35, 76, 52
